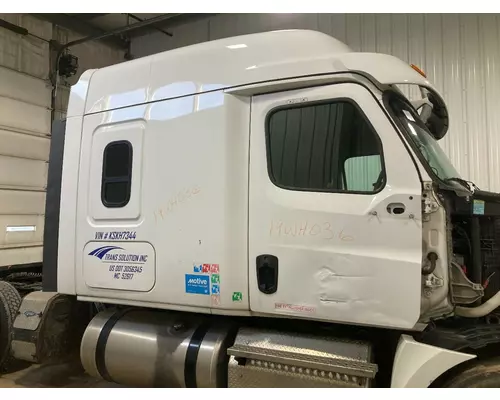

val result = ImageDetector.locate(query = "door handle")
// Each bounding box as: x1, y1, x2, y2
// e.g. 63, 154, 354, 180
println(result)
387, 203, 406, 215
256, 254, 278, 294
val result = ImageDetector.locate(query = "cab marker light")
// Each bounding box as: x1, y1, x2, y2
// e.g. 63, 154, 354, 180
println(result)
410, 64, 427, 78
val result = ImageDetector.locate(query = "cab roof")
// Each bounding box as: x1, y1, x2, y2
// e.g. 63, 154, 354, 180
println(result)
68, 29, 441, 118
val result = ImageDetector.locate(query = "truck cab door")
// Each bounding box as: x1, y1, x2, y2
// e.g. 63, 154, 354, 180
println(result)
248, 82, 423, 329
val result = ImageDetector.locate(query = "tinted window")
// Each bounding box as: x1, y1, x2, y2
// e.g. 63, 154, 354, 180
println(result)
266, 100, 384, 193
101, 141, 133, 207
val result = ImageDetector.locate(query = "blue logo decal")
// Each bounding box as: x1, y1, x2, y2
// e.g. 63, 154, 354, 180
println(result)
185, 274, 210, 295
193, 264, 203, 273
23, 310, 38, 318
88, 246, 124, 259
211, 284, 220, 295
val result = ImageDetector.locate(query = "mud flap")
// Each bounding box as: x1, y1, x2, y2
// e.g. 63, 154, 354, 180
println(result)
11, 291, 91, 364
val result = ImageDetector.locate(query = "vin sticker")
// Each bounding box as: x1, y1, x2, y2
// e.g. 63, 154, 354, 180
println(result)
95, 231, 137, 240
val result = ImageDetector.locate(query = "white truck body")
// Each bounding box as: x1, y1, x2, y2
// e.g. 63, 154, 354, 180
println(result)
59, 29, 443, 330
9, 29, 500, 389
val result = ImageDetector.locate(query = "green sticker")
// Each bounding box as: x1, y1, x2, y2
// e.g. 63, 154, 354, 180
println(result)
232, 292, 243, 302
211, 274, 220, 284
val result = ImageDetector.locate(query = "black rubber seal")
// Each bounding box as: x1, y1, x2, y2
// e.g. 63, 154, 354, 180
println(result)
95, 308, 132, 382
43, 119, 66, 292
184, 322, 210, 388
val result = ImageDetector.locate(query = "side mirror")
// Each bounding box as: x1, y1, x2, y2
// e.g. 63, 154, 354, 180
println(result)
425, 91, 449, 140
411, 98, 433, 122
411, 88, 449, 141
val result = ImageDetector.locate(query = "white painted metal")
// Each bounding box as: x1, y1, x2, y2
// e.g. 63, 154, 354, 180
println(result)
67, 93, 250, 309
53, 26, 125, 121
81, 30, 353, 116
61, 31, 438, 329
79, 30, 444, 123
249, 83, 422, 329
132, 14, 500, 192
390, 334, 475, 388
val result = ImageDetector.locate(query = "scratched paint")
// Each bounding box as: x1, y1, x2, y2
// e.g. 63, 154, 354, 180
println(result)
269, 220, 354, 241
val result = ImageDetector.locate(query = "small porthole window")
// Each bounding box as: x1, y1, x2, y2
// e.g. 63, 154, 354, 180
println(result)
101, 141, 133, 208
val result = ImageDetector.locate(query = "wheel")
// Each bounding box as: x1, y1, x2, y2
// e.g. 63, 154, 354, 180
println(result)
0, 281, 22, 369
441, 358, 500, 388
0, 282, 22, 320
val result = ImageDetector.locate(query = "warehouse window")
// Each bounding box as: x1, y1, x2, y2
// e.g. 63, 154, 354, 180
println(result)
266, 100, 385, 193
101, 141, 133, 208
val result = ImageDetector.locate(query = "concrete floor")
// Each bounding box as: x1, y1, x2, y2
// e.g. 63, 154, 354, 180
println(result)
0, 360, 120, 388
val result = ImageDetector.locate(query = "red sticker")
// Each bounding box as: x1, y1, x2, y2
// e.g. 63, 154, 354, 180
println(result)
210, 264, 219, 273
202, 264, 210, 273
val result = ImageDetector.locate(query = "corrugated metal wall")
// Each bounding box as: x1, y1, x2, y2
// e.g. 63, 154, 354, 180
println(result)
0, 14, 124, 266
0, 14, 51, 266
132, 13, 500, 192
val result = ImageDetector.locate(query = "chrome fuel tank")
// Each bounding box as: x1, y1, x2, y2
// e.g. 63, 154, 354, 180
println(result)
80, 308, 235, 387
81, 308, 377, 388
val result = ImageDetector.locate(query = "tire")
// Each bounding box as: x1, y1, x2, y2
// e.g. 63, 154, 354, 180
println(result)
0, 281, 22, 369
442, 358, 500, 388
0, 282, 22, 320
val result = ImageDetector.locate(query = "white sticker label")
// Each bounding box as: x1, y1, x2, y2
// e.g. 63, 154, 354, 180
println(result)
275, 302, 316, 314
84, 242, 156, 292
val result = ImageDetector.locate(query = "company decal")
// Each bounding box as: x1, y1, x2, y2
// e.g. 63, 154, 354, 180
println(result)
232, 292, 243, 302
211, 274, 220, 284
193, 264, 219, 274
94, 231, 137, 240
190, 263, 222, 305
210, 264, 219, 274
23, 310, 38, 318
473, 199, 485, 215
211, 283, 220, 295
88, 246, 147, 281
274, 302, 316, 314
193, 264, 203, 273
185, 274, 210, 295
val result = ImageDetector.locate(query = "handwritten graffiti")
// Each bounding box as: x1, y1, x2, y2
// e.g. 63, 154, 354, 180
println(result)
154, 186, 201, 221
269, 220, 354, 241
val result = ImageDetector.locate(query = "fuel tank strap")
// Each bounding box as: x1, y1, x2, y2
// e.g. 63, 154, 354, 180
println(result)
184, 322, 210, 388
95, 308, 133, 382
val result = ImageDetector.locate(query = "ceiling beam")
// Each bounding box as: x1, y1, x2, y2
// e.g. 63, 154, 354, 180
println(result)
32, 13, 129, 50
127, 14, 217, 38
74, 14, 109, 21
127, 14, 173, 37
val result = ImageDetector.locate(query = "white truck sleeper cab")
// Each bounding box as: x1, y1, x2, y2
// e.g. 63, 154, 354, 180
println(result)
8, 29, 500, 388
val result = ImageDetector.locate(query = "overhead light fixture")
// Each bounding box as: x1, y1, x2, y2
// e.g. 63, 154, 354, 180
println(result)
226, 44, 247, 50
6, 225, 36, 232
